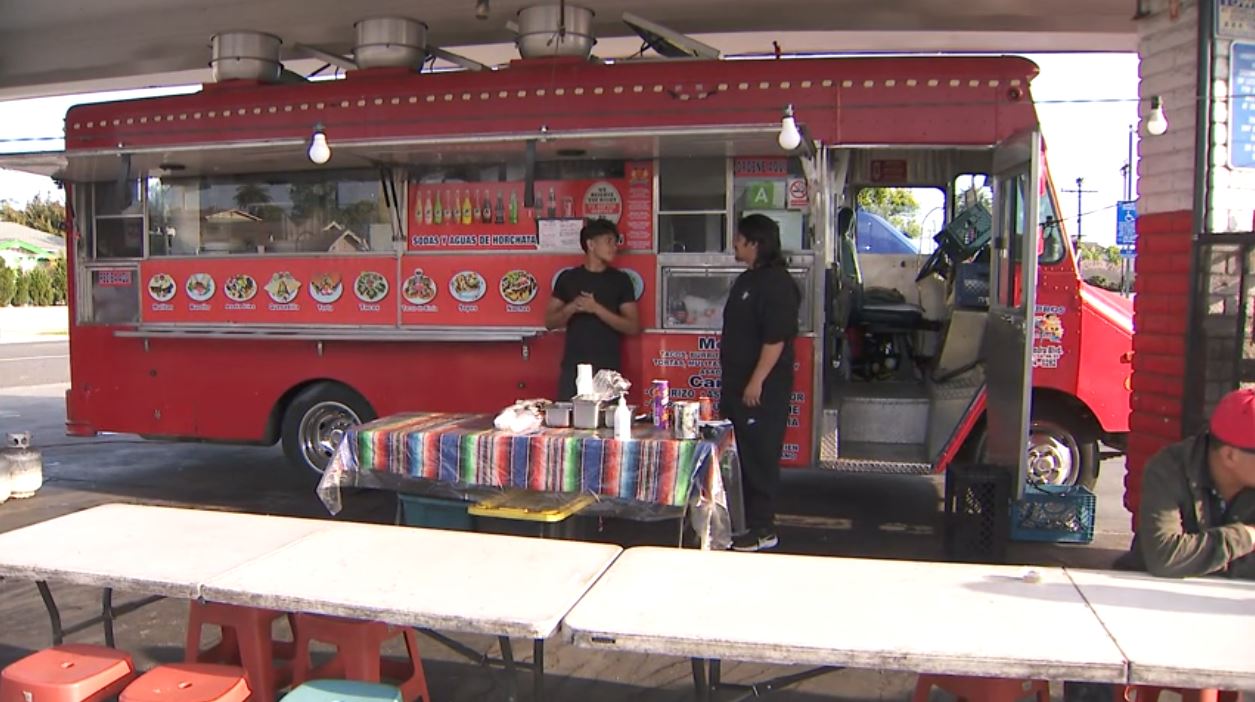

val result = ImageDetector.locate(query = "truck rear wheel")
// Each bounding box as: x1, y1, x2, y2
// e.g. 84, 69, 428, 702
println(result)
281, 383, 375, 475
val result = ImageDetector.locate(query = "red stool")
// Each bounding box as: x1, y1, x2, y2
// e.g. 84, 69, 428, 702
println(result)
185, 602, 293, 702
1123, 686, 1242, 702
290, 614, 428, 702
1, 644, 136, 702
913, 673, 1050, 702
121, 664, 249, 702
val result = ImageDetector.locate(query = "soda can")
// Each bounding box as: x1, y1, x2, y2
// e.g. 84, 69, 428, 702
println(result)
651, 379, 670, 428
672, 401, 700, 440
698, 395, 714, 421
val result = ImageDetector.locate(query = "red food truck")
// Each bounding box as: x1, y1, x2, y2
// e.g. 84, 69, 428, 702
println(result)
6, 41, 1132, 487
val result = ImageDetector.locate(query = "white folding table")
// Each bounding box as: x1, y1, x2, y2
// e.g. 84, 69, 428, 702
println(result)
0, 503, 623, 702
564, 547, 1128, 700
0, 503, 330, 645
1067, 569, 1255, 691
199, 521, 623, 701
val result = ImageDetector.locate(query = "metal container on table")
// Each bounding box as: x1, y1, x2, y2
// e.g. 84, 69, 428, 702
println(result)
601, 403, 637, 428
572, 398, 601, 429
672, 401, 700, 440
544, 402, 572, 428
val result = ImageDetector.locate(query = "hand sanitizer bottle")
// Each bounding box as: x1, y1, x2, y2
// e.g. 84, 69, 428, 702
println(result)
613, 395, 631, 440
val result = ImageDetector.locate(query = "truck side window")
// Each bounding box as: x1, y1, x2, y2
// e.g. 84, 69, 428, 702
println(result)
1038, 187, 1065, 265
658, 157, 726, 253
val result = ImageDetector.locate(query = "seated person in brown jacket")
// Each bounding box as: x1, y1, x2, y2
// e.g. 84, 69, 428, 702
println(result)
1128, 388, 1255, 579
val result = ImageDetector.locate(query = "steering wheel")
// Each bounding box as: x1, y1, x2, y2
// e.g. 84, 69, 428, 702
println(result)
915, 242, 949, 282
915, 216, 987, 283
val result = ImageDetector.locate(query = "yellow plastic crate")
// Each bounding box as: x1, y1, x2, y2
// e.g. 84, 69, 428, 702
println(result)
468, 491, 595, 523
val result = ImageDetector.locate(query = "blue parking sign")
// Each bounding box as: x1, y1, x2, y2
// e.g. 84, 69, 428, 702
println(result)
1116, 200, 1137, 257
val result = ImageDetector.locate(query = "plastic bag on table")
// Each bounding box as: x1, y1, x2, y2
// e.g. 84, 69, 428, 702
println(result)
591, 370, 631, 402
493, 398, 546, 434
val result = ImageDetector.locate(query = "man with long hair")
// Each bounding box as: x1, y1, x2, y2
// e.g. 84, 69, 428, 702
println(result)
721, 214, 801, 551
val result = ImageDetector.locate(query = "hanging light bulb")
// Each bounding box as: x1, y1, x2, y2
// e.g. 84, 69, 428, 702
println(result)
1145, 96, 1168, 137
475, 0, 490, 20
778, 104, 802, 151
308, 125, 331, 164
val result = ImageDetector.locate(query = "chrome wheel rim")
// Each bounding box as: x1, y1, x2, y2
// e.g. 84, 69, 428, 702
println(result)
1027, 420, 1079, 486
299, 401, 359, 474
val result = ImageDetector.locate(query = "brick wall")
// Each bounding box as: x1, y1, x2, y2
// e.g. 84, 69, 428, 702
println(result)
1126, 210, 1192, 523
1125, 1, 1200, 524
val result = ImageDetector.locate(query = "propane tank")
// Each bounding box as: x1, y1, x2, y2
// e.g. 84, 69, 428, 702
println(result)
4, 432, 43, 499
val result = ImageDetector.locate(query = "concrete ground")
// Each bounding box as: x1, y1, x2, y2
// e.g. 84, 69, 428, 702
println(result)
0, 345, 1136, 700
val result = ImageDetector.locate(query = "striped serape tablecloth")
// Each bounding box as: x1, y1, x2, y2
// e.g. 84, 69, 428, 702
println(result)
318, 412, 736, 515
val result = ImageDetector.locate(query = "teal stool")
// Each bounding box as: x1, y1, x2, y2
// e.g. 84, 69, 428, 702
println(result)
280, 680, 404, 702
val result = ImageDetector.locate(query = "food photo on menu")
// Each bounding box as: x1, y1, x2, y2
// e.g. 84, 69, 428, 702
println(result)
499, 269, 539, 306
266, 272, 301, 304
402, 269, 438, 305
148, 273, 176, 302
224, 274, 257, 302
450, 270, 486, 303
186, 273, 215, 302
354, 271, 389, 303
309, 273, 343, 304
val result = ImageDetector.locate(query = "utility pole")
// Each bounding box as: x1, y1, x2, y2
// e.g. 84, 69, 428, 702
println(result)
1062, 177, 1097, 243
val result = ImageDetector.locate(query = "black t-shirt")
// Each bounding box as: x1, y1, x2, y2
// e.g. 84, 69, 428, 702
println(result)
720, 264, 800, 394
553, 265, 635, 369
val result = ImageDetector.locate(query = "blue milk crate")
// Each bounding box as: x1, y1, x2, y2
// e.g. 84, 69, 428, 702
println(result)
1010, 484, 1096, 544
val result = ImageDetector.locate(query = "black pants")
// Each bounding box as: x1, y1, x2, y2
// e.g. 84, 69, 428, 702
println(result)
723, 378, 791, 532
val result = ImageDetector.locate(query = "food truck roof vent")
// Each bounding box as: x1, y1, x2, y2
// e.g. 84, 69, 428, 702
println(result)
211, 31, 284, 83
507, 4, 596, 60
352, 17, 428, 69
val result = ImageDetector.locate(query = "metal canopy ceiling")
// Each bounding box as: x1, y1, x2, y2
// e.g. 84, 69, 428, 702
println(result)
0, 0, 1135, 100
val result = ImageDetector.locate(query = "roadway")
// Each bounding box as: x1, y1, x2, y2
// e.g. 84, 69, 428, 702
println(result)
0, 341, 68, 389
0, 350, 1136, 700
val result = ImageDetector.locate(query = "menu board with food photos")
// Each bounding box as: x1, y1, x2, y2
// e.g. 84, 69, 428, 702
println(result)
138, 254, 657, 328
398, 253, 656, 328
140, 256, 398, 325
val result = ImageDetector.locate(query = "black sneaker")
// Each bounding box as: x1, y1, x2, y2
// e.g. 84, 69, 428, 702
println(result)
731, 528, 779, 552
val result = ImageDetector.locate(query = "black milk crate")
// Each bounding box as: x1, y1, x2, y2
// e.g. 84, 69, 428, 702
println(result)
1010, 484, 1097, 544
943, 463, 1011, 563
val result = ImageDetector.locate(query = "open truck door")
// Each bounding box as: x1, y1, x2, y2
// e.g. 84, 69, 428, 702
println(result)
983, 130, 1041, 498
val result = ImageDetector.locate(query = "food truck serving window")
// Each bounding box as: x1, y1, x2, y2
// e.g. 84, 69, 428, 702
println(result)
658, 158, 727, 253
146, 170, 391, 256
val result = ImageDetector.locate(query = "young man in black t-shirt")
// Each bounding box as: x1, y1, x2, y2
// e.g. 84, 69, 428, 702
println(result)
545, 219, 641, 400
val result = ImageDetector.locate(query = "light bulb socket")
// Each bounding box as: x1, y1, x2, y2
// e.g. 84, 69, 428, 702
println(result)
778, 104, 803, 151
307, 124, 332, 164
1145, 95, 1168, 137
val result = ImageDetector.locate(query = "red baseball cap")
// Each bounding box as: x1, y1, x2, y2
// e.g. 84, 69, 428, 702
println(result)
1210, 388, 1255, 450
